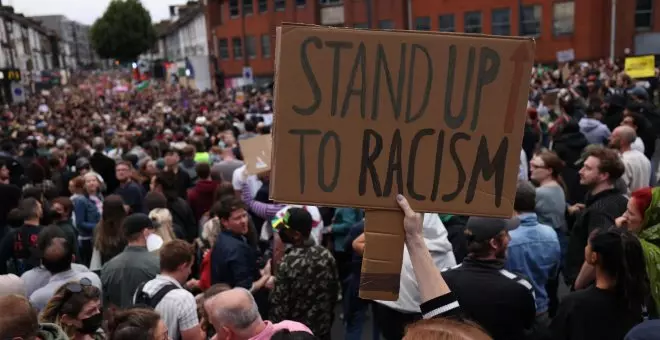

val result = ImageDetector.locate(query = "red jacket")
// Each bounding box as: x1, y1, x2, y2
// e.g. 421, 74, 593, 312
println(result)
187, 180, 219, 222
199, 249, 212, 291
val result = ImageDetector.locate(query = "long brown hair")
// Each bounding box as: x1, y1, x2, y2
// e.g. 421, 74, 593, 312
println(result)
94, 195, 127, 259
404, 318, 492, 340
39, 283, 101, 339
536, 151, 567, 193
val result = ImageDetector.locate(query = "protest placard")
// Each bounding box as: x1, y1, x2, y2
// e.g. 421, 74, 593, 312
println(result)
240, 134, 273, 175
271, 23, 534, 300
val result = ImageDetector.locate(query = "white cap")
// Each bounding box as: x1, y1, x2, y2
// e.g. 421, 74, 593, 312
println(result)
56, 138, 67, 148
195, 116, 207, 125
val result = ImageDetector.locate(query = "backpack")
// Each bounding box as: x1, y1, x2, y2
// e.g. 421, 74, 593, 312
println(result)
133, 282, 181, 309
9, 228, 40, 275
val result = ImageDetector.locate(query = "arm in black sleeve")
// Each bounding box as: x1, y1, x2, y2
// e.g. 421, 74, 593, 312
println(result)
419, 291, 462, 319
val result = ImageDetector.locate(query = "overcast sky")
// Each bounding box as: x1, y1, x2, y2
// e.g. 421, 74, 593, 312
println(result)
9, 0, 174, 25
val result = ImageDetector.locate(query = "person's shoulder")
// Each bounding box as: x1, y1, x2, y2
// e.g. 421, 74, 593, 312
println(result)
79, 271, 102, 287
497, 269, 535, 294
272, 320, 313, 334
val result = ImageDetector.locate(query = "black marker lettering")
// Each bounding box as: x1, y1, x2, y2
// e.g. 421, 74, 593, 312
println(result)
405, 44, 433, 123
407, 129, 434, 200
325, 41, 354, 117
383, 129, 403, 196
289, 129, 322, 194
318, 131, 342, 192
340, 42, 367, 119
430, 130, 446, 201
358, 129, 383, 196
444, 45, 476, 129
465, 136, 508, 207
471, 47, 501, 131
442, 132, 470, 202
372, 43, 407, 121
293, 36, 323, 116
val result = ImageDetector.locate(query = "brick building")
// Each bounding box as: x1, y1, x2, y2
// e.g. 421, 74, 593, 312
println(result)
206, 0, 660, 86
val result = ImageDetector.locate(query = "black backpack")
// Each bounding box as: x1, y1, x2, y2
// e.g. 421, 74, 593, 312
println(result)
9, 228, 40, 275
133, 282, 181, 309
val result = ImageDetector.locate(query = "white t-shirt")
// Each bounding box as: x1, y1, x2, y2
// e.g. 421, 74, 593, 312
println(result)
621, 149, 651, 193
232, 164, 263, 198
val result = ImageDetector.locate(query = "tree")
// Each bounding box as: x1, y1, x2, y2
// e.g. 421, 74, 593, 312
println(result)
90, 0, 156, 63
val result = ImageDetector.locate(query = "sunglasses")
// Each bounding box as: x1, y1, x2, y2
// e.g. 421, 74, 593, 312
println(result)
64, 277, 92, 294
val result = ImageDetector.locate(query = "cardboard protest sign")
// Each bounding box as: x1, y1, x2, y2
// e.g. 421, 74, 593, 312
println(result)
271, 23, 534, 300
240, 134, 273, 175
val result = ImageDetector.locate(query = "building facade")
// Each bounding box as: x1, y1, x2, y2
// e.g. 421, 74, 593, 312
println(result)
32, 15, 94, 69
207, 0, 660, 83
158, 3, 212, 91
0, 6, 63, 103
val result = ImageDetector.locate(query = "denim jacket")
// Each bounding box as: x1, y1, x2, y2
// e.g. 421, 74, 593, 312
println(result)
71, 194, 101, 237
505, 212, 560, 314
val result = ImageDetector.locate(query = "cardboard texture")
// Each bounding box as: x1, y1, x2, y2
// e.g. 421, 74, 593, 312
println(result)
271, 23, 534, 300
240, 134, 273, 175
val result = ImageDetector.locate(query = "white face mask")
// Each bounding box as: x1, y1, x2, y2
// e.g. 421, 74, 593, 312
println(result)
146, 233, 164, 251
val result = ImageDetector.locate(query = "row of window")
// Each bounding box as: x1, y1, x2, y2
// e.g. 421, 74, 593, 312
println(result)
409, 3, 570, 37
354, 0, 653, 36
228, 0, 340, 17
217, 35, 272, 60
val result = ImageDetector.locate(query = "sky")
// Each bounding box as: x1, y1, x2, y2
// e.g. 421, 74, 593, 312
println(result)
9, 0, 173, 25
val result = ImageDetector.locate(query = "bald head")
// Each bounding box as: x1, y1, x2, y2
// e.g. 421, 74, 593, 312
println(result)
613, 126, 637, 146
204, 288, 262, 337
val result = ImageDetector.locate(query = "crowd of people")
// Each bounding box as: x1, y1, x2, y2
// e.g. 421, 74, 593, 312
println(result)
0, 58, 659, 340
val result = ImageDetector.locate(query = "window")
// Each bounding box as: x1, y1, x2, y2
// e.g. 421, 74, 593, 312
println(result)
438, 14, 455, 32
229, 0, 239, 17
218, 39, 229, 60
246, 35, 256, 59
258, 0, 268, 12
296, 0, 306, 7
319, 0, 342, 5
415, 16, 431, 30
378, 20, 394, 29
243, 0, 253, 15
261, 34, 271, 58
354, 23, 368, 29
491, 8, 510, 35
232, 37, 243, 59
553, 2, 574, 36
635, 0, 653, 31
464, 11, 482, 33
274, 0, 285, 11
521, 5, 541, 36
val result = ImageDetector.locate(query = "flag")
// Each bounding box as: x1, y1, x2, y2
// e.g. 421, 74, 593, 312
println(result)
135, 80, 150, 92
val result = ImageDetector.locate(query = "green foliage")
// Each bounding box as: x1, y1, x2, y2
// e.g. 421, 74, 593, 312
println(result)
90, 0, 156, 62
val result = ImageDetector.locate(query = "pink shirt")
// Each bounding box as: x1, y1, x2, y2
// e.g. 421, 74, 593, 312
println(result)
249, 321, 312, 340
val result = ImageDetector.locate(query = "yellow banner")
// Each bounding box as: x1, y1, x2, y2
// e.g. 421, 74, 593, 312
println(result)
625, 55, 656, 79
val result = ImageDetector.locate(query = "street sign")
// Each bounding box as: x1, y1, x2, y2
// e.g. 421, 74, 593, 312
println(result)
11, 83, 25, 103
242, 66, 254, 85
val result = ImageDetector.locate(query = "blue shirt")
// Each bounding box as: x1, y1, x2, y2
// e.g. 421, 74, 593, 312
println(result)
505, 212, 560, 314
211, 230, 259, 289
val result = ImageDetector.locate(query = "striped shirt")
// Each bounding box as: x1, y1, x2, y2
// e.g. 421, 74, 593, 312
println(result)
140, 275, 199, 340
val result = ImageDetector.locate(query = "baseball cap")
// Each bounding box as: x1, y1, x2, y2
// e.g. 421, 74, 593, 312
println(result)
627, 87, 649, 100
465, 216, 520, 243
123, 213, 159, 238
272, 207, 313, 237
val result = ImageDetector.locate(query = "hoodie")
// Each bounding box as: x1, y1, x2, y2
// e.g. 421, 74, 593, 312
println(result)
36, 323, 68, 340
187, 179, 219, 222
376, 214, 456, 313
579, 117, 611, 145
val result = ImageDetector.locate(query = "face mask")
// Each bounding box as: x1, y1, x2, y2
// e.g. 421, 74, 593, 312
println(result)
146, 233, 164, 251
78, 312, 103, 335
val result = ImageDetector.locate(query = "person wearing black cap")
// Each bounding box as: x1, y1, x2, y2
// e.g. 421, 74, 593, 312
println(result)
100, 213, 160, 309
440, 216, 536, 340
270, 208, 339, 340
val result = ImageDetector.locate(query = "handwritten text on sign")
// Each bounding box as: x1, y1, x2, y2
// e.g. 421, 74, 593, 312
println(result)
272, 26, 533, 217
